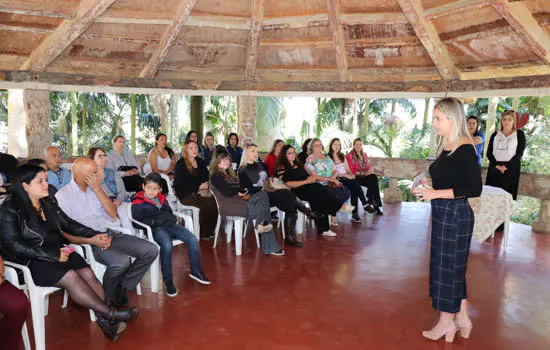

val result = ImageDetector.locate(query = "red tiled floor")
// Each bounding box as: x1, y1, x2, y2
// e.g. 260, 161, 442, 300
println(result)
29, 203, 550, 349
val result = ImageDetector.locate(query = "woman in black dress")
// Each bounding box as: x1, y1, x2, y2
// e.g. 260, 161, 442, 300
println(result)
0, 165, 137, 340
486, 109, 526, 231
277, 145, 342, 237
412, 98, 482, 343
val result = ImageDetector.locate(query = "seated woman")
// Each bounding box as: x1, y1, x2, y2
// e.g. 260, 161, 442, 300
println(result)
174, 140, 218, 240
210, 149, 284, 255
467, 116, 485, 166
107, 135, 143, 192
346, 138, 383, 215
240, 144, 311, 247
305, 138, 354, 226
297, 138, 312, 165
226, 132, 243, 167
0, 165, 136, 340
132, 173, 210, 297
149, 133, 176, 177
0, 254, 30, 350
263, 139, 284, 177
200, 131, 216, 166
277, 145, 341, 237
88, 147, 133, 232
328, 138, 375, 223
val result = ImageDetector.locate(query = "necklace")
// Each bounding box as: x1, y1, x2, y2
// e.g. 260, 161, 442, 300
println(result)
33, 203, 45, 220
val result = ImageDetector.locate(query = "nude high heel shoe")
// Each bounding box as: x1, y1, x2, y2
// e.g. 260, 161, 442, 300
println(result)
422, 327, 458, 343
456, 321, 473, 339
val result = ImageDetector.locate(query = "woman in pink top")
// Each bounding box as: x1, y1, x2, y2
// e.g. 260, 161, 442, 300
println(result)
345, 138, 383, 215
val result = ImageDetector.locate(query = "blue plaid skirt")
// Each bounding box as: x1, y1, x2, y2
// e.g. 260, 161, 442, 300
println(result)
429, 198, 474, 313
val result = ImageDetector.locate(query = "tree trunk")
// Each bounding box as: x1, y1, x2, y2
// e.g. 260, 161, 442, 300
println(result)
423, 98, 431, 126
351, 99, 358, 138
81, 104, 87, 154
130, 94, 137, 154
237, 96, 257, 145
190, 95, 204, 142
20, 90, 52, 158
512, 96, 519, 111
359, 98, 370, 139
483, 97, 500, 163
70, 92, 78, 156
391, 100, 396, 115
8, 90, 28, 157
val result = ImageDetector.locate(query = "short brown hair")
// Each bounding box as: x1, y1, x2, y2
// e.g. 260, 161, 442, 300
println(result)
87, 147, 106, 160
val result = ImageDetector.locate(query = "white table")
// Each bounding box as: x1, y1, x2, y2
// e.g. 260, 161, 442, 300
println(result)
468, 185, 514, 248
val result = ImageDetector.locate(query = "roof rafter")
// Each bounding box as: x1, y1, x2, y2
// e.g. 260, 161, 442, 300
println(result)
424, 0, 489, 20
21, 0, 117, 71
326, 0, 348, 82
491, 0, 550, 65
396, 0, 462, 80
139, 0, 198, 79
245, 0, 265, 81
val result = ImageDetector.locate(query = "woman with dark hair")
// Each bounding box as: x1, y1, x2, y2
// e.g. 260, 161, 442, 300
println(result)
328, 138, 375, 222
297, 138, 312, 165
486, 110, 526, 231
226, 132, 243, 166
277, 145, 341, 237
0, 254, 30, 350
174, 140, 218, 240
210, 149, 284, 255
346, 138, 383, 215
200, 131, 216, 165
149, 133, 176, 177
264, 139, 285, 177
186, 130, 199, 143
107, 135, 143, 192
467, 116, 485, 165
0, 165, 136, 340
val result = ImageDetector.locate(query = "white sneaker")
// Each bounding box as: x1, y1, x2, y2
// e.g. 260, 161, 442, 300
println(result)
321, 230, 337, 237
331, 217, 338, 226
341, 204, 355, 213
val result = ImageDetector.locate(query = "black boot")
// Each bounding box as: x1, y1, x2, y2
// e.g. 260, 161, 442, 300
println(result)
116, 287, 129, 308
284, 214, 303, 247
96, 314, 127, 341
295, 200, 323, 221
100, 307, 138, 323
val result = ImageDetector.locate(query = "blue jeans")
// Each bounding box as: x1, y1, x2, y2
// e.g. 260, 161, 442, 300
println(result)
153, 223, 201, 282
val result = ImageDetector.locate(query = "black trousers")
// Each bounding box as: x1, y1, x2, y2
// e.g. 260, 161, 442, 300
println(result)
267, 189, 298, 214
356, 174, 382, 207
339, 177, 368, 214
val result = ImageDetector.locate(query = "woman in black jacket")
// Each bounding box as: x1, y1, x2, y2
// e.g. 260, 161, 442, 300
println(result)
174, 140, 218, 239
486, 110, 526, 231
0, 165, 135, 340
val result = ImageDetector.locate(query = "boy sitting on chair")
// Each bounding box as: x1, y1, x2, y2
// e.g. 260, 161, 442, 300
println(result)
131, 173, 210, 297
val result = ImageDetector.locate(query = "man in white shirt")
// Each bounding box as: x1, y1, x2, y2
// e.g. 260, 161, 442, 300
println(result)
56, 158, 158, 307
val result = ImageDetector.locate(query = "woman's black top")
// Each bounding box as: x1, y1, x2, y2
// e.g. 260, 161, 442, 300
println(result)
297, 152, 308, 165
280, 166, 309, 182
174, 157, 209, 199
210, 173, 240, 197
429, 144, 482, 199
238, 162, 268, 195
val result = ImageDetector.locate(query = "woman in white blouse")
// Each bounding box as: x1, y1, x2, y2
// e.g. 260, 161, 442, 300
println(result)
148, 133, 176, 177
486, 110, 526, 230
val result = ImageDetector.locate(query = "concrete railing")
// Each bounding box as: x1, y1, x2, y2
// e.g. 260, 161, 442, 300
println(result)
368, 157, 550, 234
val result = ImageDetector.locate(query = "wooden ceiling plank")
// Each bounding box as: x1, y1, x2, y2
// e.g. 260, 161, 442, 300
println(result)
492, 0, 550, 65
245, 0, 265, 81
424, 0, 489, 20
21, 0, 117, 71
326, 0, 348, 82
139, 0, 198, 79
396, 0, 461, 80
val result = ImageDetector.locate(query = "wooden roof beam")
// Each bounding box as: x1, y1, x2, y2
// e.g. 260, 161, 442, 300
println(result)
396, 0, 461, 80
326, 0, 348, 82
139, 0, 198, 79
20, 0, 117, 71
425, 0, 489, 20
492, 0, 550, 65
245, 0, 265, 81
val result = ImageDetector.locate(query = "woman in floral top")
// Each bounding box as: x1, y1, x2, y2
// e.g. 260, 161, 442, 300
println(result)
305, 138, 354, 226
345, 138, 383, 215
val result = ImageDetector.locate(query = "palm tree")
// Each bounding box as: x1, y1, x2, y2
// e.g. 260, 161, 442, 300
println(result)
256, 96, 284, 149
205, 96, 237, 144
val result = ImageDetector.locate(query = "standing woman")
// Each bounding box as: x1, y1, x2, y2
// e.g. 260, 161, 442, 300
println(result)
149, 133, 176, 177
328, 138, 375, 222
174, 140, 218, 240
412, 98, 482, 343
467, 116, 485, 165
486, 110, 526, 230
277, 145, 341, 237
264, 139, 285, 177
107, 135, 143, 192
345, 138, 383, 215
305, 138, 354, 226
226, 133, 243, 167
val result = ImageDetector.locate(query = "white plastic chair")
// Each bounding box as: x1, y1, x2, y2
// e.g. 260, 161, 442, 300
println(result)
210, 189, 256, 256
4, 265, 31, 350
127, 201, 193, 293
4, 260, 95, 350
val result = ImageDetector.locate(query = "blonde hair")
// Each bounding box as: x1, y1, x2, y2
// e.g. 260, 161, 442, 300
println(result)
500, 110, 517, 131
433, 98, 473, 154
240, 144, 258, 169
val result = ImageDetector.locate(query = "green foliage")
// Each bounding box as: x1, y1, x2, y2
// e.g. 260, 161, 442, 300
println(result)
204, 96, 237, 141
510, 196, 540, 226
399, 125, 431, 160
315, 98, 345, 137
0, 90, 7, 122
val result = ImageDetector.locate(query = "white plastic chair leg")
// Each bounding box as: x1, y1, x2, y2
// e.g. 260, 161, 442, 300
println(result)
252, 219, 260, 248
213, 215, 222, 248
225, 219, 233, 243
30, 292, 47, 350
44, 295, 49, 317
297, 212, 305, 234
151, 257, 160, 293
234, 219, 243, 256
22, 322, 31, 350
136, 282, 142, 296
62, 290, 68, 308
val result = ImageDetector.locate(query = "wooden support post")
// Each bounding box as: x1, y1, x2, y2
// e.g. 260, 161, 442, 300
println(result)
237, 96, 257, 144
